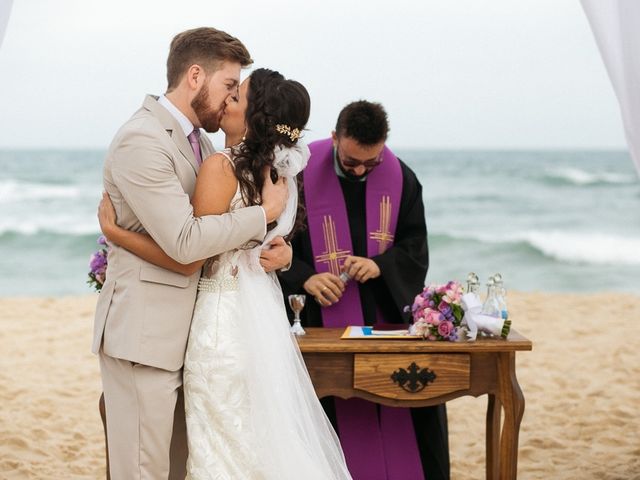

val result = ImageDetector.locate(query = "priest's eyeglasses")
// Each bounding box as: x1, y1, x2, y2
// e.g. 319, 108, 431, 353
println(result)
336, 147, 384, 169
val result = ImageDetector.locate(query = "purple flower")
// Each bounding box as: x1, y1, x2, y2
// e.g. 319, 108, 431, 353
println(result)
89, 249, 108, 284
437, 300, 452, 316
89, 252, 105, 272
97, 235, 107, 246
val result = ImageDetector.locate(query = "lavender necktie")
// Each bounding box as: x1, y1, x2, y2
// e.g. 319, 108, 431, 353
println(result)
187, 129, 202, 165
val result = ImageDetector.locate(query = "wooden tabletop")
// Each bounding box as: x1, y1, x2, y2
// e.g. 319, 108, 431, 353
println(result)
296, 328, 532, 353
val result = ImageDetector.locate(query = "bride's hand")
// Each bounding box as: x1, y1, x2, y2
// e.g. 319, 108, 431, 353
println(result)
97, 192, 119, 240
260, 166, 288, 223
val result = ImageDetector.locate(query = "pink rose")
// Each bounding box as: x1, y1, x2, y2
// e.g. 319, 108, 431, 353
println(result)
438, 320, 454, 338
424, 309, 439, 325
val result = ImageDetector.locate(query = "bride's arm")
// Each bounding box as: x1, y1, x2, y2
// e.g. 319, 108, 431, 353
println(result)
98, 154, 238, 275
98, 192, 204, 276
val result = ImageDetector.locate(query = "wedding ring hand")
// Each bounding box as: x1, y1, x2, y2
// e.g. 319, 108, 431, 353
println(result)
303, 273, 345, 307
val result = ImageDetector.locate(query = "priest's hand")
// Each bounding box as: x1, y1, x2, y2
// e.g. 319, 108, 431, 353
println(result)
303, 273, 345, 307
259, 236, 292, 272
343, 256, 381, 283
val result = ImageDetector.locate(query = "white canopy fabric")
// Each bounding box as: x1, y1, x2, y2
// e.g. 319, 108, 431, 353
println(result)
0, 0, 12, 49
581, 0, 640, 176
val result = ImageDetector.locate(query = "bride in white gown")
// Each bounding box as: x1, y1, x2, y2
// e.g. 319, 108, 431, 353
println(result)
99, 68, 352, 480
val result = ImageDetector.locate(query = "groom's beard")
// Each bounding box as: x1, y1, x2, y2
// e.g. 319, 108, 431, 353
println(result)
191, 84, 223, 133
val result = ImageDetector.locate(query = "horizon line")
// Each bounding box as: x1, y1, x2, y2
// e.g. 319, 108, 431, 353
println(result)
0, 146, 629, 153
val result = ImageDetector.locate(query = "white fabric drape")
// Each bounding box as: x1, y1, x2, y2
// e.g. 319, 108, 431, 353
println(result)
581, 0, 640, 177
0, 0, 13, 49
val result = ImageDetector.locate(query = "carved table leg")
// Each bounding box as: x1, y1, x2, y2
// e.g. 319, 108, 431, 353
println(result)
497, 352, 525, 480
486, 393, 501, 480
99, 393, 110, 480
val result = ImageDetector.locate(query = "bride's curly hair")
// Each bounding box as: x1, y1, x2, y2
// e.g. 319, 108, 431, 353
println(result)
231, 68, 310, 236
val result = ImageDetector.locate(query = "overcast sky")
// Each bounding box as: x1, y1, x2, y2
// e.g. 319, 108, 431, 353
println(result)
0, 0, 627, 150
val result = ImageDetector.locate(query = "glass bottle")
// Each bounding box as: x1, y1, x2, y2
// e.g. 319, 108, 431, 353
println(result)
493, 273, 509, 320
466, 272, 480, 295
481, 277, 500, 317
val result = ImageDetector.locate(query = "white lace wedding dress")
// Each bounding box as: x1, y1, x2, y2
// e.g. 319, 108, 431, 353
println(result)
183, 146, 352, 480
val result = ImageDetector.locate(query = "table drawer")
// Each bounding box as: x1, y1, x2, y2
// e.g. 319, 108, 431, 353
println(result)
354, 353, 470, 400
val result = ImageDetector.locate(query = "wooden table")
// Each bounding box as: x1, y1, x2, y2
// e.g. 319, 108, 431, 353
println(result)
99, 328, 531, 480
296, 328, 532, 480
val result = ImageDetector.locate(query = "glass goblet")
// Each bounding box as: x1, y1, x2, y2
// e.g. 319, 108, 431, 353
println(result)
288, 294, 307, 336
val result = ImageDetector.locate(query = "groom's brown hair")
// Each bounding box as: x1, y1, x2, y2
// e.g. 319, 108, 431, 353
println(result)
166, 27, 253, 91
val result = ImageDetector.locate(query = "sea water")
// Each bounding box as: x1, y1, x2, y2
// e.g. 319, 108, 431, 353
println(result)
0, 149, 638, 296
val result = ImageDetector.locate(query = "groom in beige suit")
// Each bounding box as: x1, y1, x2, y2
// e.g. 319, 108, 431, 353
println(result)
93, 28, 290, 479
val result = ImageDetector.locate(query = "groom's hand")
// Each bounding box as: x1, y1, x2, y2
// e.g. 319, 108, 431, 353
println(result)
259, 236, 292, 272
260, 166, 288, 223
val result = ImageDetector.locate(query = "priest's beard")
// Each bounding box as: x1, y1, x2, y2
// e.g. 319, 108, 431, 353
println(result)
337, 160, 371, 182
191, 84, 223, 133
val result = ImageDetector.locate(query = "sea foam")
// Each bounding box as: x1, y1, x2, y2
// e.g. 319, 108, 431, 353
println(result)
0, 179, 86, 203
434, 230, 640, 266
543, 167, 636, 186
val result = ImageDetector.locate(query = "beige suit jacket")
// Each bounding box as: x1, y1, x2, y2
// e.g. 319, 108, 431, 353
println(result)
92, 95, 266, 371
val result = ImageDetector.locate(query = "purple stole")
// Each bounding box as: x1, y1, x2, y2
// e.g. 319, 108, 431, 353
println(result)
303, 138, 424, 480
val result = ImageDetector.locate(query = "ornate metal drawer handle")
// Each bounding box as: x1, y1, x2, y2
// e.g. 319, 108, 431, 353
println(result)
390, 362, 436, 393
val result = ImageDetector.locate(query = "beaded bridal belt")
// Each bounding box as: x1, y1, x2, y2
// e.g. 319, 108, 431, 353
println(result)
197, 276, 239, 293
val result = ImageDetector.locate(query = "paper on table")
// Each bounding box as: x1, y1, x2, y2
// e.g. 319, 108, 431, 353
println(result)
371, 329, 409, 335
341, 326, 419, 339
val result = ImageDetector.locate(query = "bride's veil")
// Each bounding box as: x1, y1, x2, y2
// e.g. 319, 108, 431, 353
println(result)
235, 142, 352, 479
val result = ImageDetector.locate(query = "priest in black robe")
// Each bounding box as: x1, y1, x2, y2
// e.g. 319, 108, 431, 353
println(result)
278, 101, 450, 480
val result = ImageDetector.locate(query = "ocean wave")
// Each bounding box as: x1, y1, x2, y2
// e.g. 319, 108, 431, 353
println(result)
0, 179, 94, 203
0, 217, 99, 236
543, 167, 636, 186
432, 230, 640, 266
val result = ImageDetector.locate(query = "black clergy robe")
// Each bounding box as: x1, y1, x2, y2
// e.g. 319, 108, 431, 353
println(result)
278, 159, 450, 480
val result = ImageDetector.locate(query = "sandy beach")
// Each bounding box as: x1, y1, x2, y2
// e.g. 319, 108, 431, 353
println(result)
1, 292, 639, 479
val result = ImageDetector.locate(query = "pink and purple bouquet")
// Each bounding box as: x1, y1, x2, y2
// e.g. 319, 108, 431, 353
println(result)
87, 235, 108, 292
406, 281, 465, 341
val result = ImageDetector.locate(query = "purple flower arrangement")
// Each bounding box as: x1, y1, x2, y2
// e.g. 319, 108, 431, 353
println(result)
87, 235, 108, 292
406, 281, 465, 341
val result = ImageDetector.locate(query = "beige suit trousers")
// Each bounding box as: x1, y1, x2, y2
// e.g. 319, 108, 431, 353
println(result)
100, 350, 187, 480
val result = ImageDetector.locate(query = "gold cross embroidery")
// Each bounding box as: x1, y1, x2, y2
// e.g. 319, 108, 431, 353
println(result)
369, 195, 395, 254
314, 215, 351, 276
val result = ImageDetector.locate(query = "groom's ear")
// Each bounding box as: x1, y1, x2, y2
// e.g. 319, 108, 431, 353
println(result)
186, 64, 204, 91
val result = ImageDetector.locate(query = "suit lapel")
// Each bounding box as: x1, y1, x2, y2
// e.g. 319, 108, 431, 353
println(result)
143, 95, 199, 173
